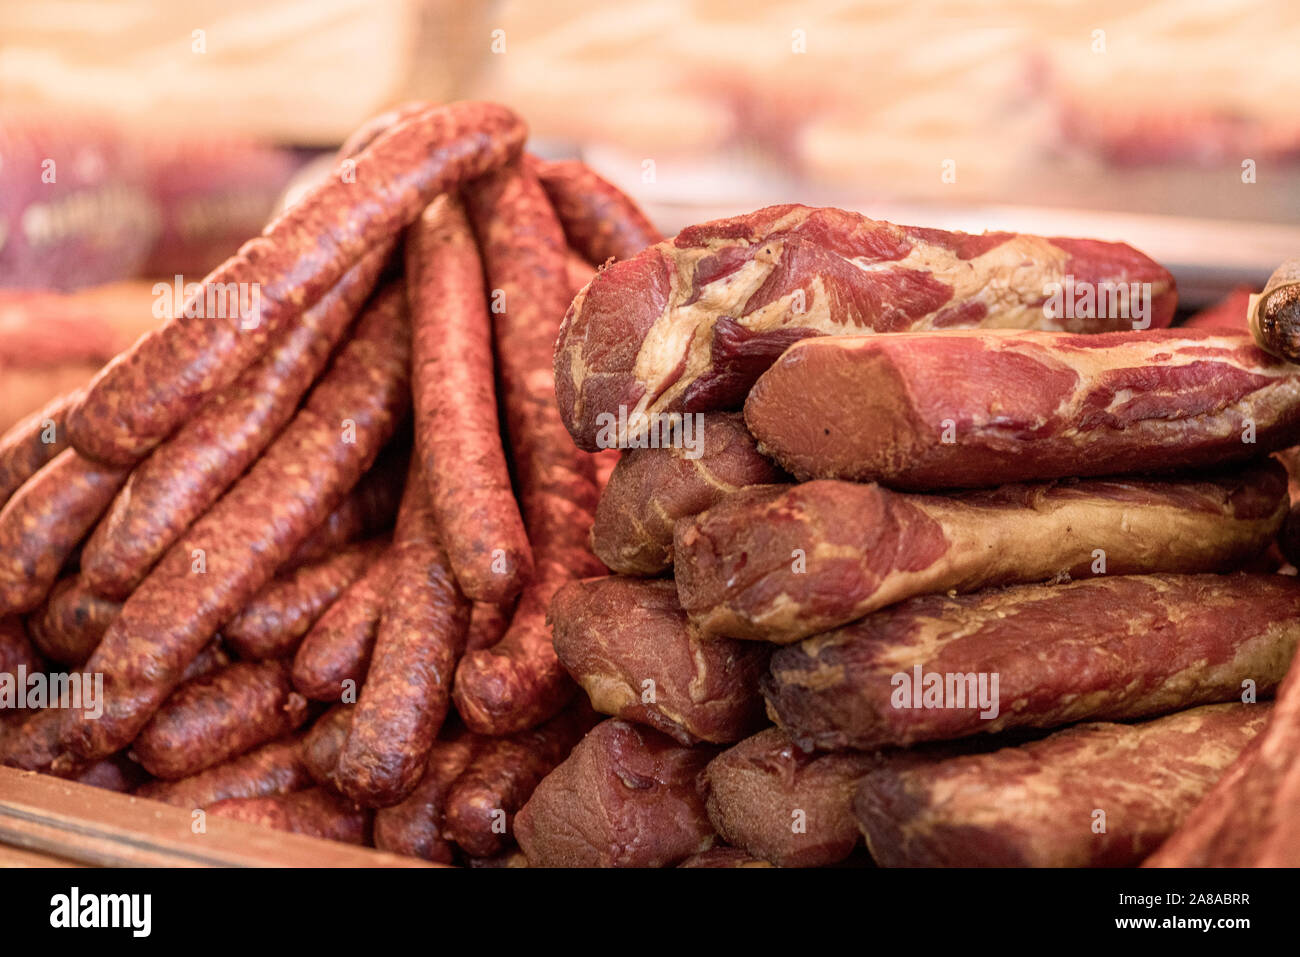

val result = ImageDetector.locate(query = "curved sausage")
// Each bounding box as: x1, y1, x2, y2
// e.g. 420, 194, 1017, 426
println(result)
67, 101, 525, 465
465, 599, 514, 652
135, 737, 312, 809
223, 540, 383, 660
299, 704, 354, 788
80, 245, 391, 598
282, 442, 405, 569
1, 615, 41, 680
291, 550, 396, 702
442, 703, 598, 857
336, 470, 470, 806
27, 575, 120, 666
406, 195, 531, 602
132, 660, 309, 779
455, 160, 603, 735
527, 156, 661, 265
60, 282, 410, 760
0, 389, 76, 505
0, 449, 130, 615
206, 788, 371, 845
374, 731, 479, 863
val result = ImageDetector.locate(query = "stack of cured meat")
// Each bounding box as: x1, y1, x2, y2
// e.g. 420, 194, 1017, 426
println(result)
534, 204, 1300, 867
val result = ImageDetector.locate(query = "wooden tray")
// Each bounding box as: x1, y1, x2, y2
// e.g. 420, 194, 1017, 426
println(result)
0, 767, 435, 867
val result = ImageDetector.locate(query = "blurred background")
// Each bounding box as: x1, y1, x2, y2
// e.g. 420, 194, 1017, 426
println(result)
2, 0, 1298, 423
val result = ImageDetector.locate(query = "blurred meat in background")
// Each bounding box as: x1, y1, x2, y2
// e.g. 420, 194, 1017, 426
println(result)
1, 0, 1298, 422
0, 283, 169, 432
0, 119, 300, 290
476, 0, 1300, 224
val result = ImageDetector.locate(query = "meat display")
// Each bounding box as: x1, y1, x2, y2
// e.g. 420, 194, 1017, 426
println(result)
745, 329, 1300, 488
555, 205, 1176, 452
856, 703, 1270, 867
4, 96, 1294, 875
550, 576, 769, 744
675, 466, 1287, 642
764, 573, 1299, 750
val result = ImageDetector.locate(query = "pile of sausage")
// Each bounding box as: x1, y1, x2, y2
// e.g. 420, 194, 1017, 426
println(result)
538, 207, 1300, 866
0, 100, 663, 863
2, 99, 1298, 867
